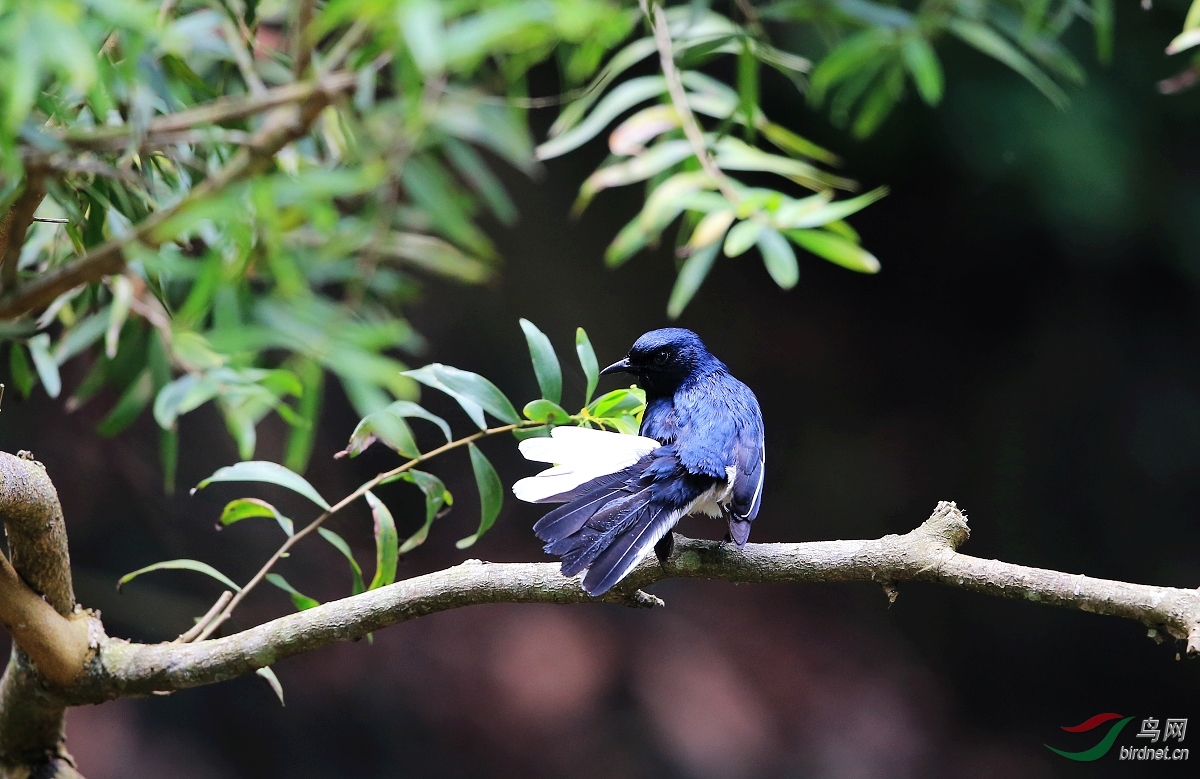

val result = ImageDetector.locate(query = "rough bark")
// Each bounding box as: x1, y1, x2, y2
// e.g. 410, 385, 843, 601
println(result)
1, 454, 1199, 776
0, 453, 83, 778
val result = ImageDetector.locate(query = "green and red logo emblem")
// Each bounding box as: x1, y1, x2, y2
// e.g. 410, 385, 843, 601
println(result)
1045, 713, 1135, 761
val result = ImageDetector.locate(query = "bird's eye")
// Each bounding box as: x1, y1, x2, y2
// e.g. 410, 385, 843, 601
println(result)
652, 349, 670, 366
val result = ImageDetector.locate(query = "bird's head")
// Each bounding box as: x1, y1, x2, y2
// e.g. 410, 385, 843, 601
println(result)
600, 328, 719, 396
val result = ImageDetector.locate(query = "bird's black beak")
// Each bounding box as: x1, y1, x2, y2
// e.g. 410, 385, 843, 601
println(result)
600, 357, 632, 376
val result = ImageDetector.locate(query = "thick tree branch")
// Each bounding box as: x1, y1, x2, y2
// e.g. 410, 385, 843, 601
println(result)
0, 453, 88, 778
0, 176, 47, 294
45, 501, 1200, 706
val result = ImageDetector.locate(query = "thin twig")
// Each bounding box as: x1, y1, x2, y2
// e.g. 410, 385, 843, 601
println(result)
647, 1, 741, 204
175, 591, 232, 643
222, 17, 268, 96
192, 422, 529, 641
317, 19, 369, 76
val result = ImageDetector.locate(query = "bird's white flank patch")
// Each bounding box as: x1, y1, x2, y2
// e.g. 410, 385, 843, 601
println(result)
512, 426, 660, 503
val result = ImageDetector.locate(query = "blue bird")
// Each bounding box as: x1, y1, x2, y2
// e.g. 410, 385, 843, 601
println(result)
512, 328, 765, 595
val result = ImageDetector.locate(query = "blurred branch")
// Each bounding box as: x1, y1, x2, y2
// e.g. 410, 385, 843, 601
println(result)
40, 501, 1200, 706
0, 69, 360, 321
293, 0, 315, 78
0, 175, 47, 294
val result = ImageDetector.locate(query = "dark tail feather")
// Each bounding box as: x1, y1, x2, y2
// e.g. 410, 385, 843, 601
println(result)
727, 518, 752, 546
552, 488, 653, 577
582, 504, 677, 595
533, 485, 624, 541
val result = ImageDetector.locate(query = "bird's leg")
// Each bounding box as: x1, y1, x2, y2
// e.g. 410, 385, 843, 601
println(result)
654, 531, 674, 564
718, 530, 733, 550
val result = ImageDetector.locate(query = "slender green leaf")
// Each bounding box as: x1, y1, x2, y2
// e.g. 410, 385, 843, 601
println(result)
318, 527, 365, 595
575, 328, 599, 406
773, 188, 888, 230
97, 370, 153, 438
725, 220, 764, 257
194, 461, 331, 510
284, 358, 324, 475
266, 573, 320, 611
118, 559, 242, 592
404, 364, 520, 427
218, 498, 294, 536
398, 470, 452, 553
27, 334, 60, 399
902, 36, 943, 105
756, 228, 800, 289
8, 343, 33, 399
668, 241, 721, 319
948, 19, 1068, 108
366, 490, 399, 589
786, 229, 881, 273
344, 409, 419, 459
105, 275, 134, 359
536, 75, 667, 160
456, 443, 502, 549
519, 319, 562, 404
257, 666, 285, 706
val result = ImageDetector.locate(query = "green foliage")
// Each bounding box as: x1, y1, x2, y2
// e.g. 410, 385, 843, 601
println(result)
0, 0, 632, 477
119, 321, 645, 630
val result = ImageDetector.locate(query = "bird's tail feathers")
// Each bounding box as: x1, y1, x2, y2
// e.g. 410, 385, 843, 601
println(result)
513, 426, 660, 503
582, 505, 677, 595
727, 517, 752, 546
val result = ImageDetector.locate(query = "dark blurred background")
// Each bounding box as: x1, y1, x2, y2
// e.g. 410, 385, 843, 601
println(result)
5, 4, 1200, 778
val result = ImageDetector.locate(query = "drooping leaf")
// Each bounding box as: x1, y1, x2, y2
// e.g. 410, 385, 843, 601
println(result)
344, 409, 419, 459
8, 343, 34, 399
456, 443, 502, 549
257, 666, 285, 706
366, 490, 399, 590
687, 209, 736, 252
786, 229, 881, 273
948, 18, 1068, 108
97, 370, 154, 438
105, 275, 134, 359
217, 498, 294, 536
537, 75, 668, 160
756, 228, 800, 289
575, 327, 599, 406
724, 220, 764, 257
901, 36, 943, 106
773, 187, 888, 230
318, 527, 366, 595
118, 559, 241, 592
284, 358, 324, 475
404, 364, 520, 428
668, 241, 721, 319
27, 334, 60, 399
519, 319, 562, 405
194, 461, 331, 510
266, 573, 321, 611
398, 470, 452, 553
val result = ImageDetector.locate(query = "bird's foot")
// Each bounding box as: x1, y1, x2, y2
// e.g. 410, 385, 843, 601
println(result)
654, 531, 674, 564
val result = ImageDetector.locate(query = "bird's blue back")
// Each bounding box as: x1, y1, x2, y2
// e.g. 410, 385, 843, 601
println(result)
529, 329, 764, 595
640, 355, 765, 523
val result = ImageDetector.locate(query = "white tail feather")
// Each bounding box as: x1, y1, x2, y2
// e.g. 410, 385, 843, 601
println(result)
513, 426, 660, 503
